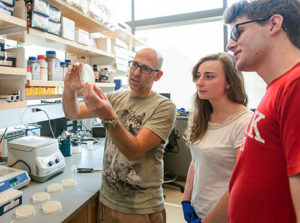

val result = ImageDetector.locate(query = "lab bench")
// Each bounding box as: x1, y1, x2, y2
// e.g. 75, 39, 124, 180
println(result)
0, 138, 105, 223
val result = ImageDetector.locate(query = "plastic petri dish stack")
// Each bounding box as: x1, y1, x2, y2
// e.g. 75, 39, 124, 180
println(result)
42, 201, 62, 214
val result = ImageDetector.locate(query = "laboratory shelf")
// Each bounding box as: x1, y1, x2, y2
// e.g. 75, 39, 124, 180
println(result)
0, 14, 26, 28
0, 100, 27, 110
8, 28, 115, 59
47, 0, 111, 33
26, 80, 64, 87
0, 67, 27, 76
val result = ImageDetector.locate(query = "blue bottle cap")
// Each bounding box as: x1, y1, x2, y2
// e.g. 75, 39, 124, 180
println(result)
46, 50, 56, 55
28, 56, 37, 60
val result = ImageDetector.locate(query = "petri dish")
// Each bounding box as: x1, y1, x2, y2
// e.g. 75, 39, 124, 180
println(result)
42, 201, 62, 214
80, 64, 95, 84
32, 192, 50, 203
47, 183, 63, 193
62, 178, 77, 188
15, 205, 35, 219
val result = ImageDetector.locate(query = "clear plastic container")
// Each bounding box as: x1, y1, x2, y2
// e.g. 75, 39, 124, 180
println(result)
27, 56, 40, 80
32, 192, 50, 203
47, 183, 63, 192
62, 178, 77, 188
80, 64, 95, 84
37, 55, 48, 81
46, 51, 61, 81
15, 205, 35, 219
65, 59, 72, 67
42, 201, 62, 214
60, 62, 68, 79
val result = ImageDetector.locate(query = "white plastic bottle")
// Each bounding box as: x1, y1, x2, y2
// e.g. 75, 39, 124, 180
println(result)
27, 56, 40, 80
37, 55, 48, 81
27, 66, 32, 80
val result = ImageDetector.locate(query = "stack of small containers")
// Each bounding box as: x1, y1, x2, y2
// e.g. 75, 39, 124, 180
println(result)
0, 0, 14, 16
25, 0, 61, 36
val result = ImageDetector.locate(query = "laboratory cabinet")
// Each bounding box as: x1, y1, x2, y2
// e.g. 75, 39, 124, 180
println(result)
164, 116, 192, 180
0, 14, 27, 110
0, 0, 144, 112
66, 193, 98, 223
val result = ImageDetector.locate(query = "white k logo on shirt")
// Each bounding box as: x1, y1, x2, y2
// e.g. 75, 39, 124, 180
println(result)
240, 110, 265, 152
247, 110, 265, 144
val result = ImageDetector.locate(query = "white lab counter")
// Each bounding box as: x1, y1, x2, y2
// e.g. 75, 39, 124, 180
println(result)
0, 138, 105, 223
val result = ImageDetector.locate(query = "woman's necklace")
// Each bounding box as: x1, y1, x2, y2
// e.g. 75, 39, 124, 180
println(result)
208, 108, 248, 129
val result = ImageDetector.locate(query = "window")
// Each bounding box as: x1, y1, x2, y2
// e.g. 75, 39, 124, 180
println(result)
110, 0, 132, 22
135, 0, 223, 20
242, 72, 266, 109
136, 20, 224, 110
227, 0, 241, 7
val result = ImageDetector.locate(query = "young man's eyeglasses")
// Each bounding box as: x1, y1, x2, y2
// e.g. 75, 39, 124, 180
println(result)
230, 17, 270, 41
129, 61, 160, 74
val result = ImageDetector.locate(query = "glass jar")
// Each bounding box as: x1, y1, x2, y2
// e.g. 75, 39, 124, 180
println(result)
46, 51, 61, 81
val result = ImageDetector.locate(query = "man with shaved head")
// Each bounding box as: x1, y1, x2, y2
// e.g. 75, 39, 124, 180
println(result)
63, 48, 176, 223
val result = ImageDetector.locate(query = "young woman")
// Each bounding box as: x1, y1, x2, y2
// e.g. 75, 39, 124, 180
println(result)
181, 53, 252, 223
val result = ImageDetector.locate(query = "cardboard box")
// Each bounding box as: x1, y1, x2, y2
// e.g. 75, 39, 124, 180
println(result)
94, 37, 111, 53
61, 16, 75, 41
75, 28, 89, 45
14, 0, 26, 20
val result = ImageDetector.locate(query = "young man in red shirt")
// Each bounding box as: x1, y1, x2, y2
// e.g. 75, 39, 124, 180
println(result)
224, 0, 300, 222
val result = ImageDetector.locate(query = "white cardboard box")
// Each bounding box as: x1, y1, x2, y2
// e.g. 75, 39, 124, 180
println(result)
75, 28, 89, 45
61, 16, 75, 41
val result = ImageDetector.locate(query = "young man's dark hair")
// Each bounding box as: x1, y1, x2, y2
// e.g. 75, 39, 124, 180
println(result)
224, 0, 300, 49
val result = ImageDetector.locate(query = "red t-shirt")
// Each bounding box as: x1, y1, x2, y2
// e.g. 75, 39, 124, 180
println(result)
228, 63, 300, 222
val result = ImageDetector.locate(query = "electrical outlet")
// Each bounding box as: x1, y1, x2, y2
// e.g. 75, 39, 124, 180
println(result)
32, 108, 41, 112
